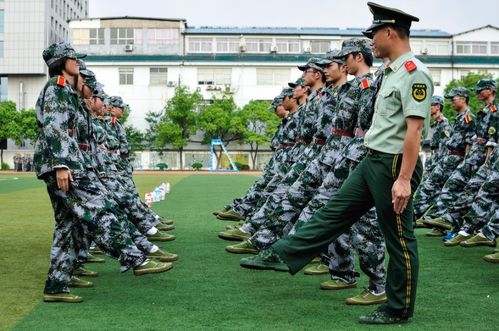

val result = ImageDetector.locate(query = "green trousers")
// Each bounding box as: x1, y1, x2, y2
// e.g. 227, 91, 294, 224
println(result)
272, 150, 422, 319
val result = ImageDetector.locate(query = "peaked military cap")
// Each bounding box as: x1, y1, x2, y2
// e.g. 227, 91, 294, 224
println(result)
444, 87, 469, 99
321, 49, 345, 65
474, 78, 497, 92
288, 77, 305, 88
362, 2, 419, 39
43, 42, 86, 67
297, 57, 329, 73
269, 95, 284, 111
78, 60, 94, 78
281, 87, 294, 98
84, 75, 98, 90
431, 95, 444, 106
334, 39, 372, 58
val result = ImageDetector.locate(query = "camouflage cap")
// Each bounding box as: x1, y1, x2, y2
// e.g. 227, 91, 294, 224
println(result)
109, 96, 128, 109
269, 93, 285, 110
474, 78, 497, 92
78, 60, 94, 78
43, 42, 86, 67
431, 95, 444, 106
288, 77, 305, 88
321, 49, 345, 65
335, 38, 372, 58
444, 87, 469, 99
362, 2, 419, 39
84, 75, 98, 90
92, 86, 107, 100
281, 87, 294, 98
297, 57, 329, 73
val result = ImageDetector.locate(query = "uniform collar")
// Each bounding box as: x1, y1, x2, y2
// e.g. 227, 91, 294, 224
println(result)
386, 52, 414, 73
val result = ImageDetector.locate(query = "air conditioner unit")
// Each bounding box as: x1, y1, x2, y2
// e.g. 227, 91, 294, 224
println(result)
206, 85, 216, 91
125, 44, 134, 52
166, 81, 176, 87
270, 45, 278, 53
239, 44, 247, 53
421, 48, 428, 55
224, 84, 232, 93
303, 46, 311, 53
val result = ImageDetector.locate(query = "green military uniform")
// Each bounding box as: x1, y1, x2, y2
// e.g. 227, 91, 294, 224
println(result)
242, 3, 433, 324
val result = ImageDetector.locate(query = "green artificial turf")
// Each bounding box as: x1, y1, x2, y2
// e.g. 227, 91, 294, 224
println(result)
2, 173, 498, 330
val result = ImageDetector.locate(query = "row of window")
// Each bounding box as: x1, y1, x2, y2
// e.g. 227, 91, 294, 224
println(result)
51, 0, 87, 21
116, 67, 443, 87
72, 28, 181, 45
455, 41, 499, 55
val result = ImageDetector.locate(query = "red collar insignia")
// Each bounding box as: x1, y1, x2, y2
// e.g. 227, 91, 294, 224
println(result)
361, 78, 370, 89
490, 105, 497, 112
56, 75, 66, 87
110, 117, 116, 124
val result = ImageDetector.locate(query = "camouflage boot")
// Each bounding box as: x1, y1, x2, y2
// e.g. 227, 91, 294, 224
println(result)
68, 276, 94, 288
156, 224, 175, 231
147, 249, 178, 262
147, 231, 176, 242
483, 252, 499, 263
133, 260, 173, 276
225, 240, 258, 254
304, 262, 329, 275
425, 228, 446, 237
460, 234, 496, 247
218, 228, 249, 241
444, 233, 472, 246
320, 279, 357, 290
73, 266, 99, 278
86, 253, 105, 263
43, 292, 83, 303
346, 288, 387, 305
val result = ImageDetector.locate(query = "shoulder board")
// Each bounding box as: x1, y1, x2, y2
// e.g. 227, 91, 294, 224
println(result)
361, 78, 371, 90
56, 75, 66, 87
490, 105, 497, 112
436, 117, 444, 123
465, 114, 472, 123
110, 117, 116, 124
404, 60, 417, 73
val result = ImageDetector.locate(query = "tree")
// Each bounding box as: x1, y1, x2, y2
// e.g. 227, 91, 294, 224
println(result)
143, 110, 163, 151
125, 125, 145, 159
16, 108, 39, 145
442, 73, 499, 123
0, 101, 21, 165
157, 85, 202, 169
233, 100, 279, 169
197, 94, 243, 168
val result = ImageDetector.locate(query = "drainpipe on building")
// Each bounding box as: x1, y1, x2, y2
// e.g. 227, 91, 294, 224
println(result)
450, 39, 455, 80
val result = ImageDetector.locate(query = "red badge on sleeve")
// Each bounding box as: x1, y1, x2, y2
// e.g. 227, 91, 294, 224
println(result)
491, 105, 497, 112
404, 60, 417, 73
56, 75, 66, 87
361, 79, 371, 89
465, 114, 472, 123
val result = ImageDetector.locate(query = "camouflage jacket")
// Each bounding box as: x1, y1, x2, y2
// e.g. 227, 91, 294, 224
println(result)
445, 108, 476, 153
314, 84, 339, 141
92, 115, 119, 174
319, 74, 373, 166
33, 76, 89, 178
299, 87, 322, 143
430, 114, 452, 150
106, 116, 132, 174
484, 99, 498, 148
287, 102, 308, 162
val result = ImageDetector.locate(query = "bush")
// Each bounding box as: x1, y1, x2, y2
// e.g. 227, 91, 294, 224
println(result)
156, 163, 168, 171
192, 162, 203, 171
1, 162, 10, 170
234, 162, 250, 171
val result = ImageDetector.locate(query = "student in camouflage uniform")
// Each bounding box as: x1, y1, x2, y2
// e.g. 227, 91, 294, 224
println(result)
413, 88, 475, 233
34, 43, 172, 303
424, 79, 498, 235
424, 95, 452, 173
216, 85, 306, 220
218, 58, 327, 240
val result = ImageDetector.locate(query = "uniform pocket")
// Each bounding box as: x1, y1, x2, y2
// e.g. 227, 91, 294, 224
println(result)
376, 88, 398, 116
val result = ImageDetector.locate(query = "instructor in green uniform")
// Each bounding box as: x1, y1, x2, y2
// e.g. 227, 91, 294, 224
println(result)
240, 2, 433, 324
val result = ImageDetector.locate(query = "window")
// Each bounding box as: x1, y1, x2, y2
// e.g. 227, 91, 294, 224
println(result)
0, 10, 4, 33
492, 42, 499, 55
245, 38, 272, 53
149, 68, 168, 85
425, 41, 450, 55
135, 29, 180, 45
276, 39, 300, 53
197, 68, 231, 85
310, 40, 331, 53
111, 28, 134, 45
216, 38, 239, 53
189, 38, 213, 52
89, 28, 105, 45
256, 68, 290, 86
430, 69, 441, 86
119, 68, 134, 85
456, 41, 487, 55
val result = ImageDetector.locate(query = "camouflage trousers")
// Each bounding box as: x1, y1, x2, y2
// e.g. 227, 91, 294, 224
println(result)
482, 208, 499, 242
424, 151, 439, 174
249, 158, 331, 250
426, 144, 486, 225
118, 174, 161, 226
328, 214, 386, 293
413, 154, 464, 219
43, 171, 146, 294
231, 149, 288, 217
461, 151, 499, 233
102, 174, 158, 234
241, 144, 322, 234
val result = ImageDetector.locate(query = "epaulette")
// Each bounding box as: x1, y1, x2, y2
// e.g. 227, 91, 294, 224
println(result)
490, 105, 497, 112
465, 114, 472, 123
361, 78, 371, 90
56, 75, 66, 87
110, 117, 116, 124
404, 60, 417, 73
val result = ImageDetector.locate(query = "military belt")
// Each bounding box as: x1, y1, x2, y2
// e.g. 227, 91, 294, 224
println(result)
431, 148, 439, 152
448, 149, 465, 157
473, 137, 487, 145
279, 143, 295, 148
354, 128, 366, 138
109, 150, 120, 155
78, 143, 90, 152
313, 137, 326, 145
295, 137, 306, 144
120, 153, 129, 159
332, 128, 354, 138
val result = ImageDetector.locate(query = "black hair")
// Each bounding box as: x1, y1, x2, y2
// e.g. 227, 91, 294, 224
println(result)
312, 69, 327, 83
350, 52, 373, 67
387, 24, 410, 39
48, 58, 67, 78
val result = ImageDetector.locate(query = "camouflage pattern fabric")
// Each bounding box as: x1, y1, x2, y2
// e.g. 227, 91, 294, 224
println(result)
413, 108, 476, 219
425, 114, 452, 173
